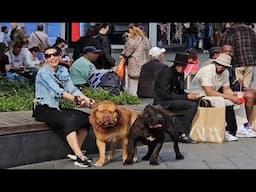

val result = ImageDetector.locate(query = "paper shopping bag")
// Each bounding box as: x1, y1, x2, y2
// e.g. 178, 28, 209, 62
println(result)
189, 107, 226, 143
234, 103, 248, 127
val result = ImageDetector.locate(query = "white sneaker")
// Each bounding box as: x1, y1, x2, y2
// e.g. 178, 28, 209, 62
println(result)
236, 127, 256, 138
244, 127, 256, 137
225, 132, 239, 142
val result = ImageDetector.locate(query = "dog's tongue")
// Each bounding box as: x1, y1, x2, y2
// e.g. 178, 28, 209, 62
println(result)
150, 124, 162, 128
103, 120, 110, 125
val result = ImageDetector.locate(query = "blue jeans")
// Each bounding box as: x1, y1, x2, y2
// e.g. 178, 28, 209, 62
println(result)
187, 33, 196, 49
6, 72, 27, 81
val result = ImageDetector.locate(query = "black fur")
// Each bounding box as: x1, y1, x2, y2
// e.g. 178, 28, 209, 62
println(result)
123, 104, 184, 165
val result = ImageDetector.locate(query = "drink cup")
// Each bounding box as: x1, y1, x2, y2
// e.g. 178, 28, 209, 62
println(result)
236, 91, 245, 104
236, 91, 244, 98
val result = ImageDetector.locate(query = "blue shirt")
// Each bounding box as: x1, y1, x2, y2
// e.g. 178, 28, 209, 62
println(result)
34, 64, 83, 110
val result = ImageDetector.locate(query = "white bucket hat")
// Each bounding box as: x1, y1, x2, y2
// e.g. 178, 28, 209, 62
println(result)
213, 53, 232, 67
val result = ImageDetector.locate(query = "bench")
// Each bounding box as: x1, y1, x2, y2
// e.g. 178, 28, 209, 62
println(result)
0, 109, 98, 168
0, 105, 146, 168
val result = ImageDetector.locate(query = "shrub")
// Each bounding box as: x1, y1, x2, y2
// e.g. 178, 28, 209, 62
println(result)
0, 80, 141, 111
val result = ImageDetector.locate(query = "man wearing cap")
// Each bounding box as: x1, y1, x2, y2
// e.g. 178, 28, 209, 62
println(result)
69, 46, 101, 88
189, 53, 241, 141
137, 47, 167, 98
191, 53, 240, 104
153, 53, 202, 143
201, 47, 221, 67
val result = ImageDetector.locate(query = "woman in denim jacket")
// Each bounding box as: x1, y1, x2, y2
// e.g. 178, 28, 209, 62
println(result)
33, 47, 95, 168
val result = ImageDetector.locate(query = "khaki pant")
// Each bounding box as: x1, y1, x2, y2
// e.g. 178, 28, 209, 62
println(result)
235, 66, 254, 88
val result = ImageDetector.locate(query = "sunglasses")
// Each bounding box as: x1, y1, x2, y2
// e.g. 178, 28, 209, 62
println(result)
45, 52, 60, 58
216, 63, 228, 68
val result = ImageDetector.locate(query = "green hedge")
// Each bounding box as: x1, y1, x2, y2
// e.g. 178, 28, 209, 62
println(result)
0, 79, 141, 112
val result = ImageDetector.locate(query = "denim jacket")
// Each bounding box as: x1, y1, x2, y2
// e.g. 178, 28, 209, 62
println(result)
34, 64, 83, 110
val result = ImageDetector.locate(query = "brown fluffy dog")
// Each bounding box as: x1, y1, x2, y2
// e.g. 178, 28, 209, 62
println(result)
89, 101, 138, 167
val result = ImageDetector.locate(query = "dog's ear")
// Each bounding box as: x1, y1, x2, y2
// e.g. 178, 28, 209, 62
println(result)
153, 104, 163, 110
89, 102, 101, 126
115, 106, 122, 123
154, 105, 175, 117
142, 104, 153, 121
144, 104, 154, 112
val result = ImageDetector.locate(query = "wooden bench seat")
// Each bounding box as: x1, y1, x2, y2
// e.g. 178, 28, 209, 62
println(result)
0, 111, 48, 136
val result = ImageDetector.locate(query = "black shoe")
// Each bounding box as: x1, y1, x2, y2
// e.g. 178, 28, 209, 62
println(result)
67, 152, 92, 163
74, 156, 92, 168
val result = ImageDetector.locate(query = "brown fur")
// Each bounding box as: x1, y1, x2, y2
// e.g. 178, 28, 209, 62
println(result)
89, 101, 138, 167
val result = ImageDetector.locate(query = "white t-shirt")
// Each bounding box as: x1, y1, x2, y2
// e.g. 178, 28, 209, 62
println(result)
188, 64, 230, 95
5, 49, 26, 67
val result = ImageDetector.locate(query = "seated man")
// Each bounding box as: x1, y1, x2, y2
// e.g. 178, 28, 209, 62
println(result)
201, 46, 221, 67
153, 53, 201, 143
5, 41, 36, 81
189, 53, 241, 141
69, 46, 102, 88
221, 44, 256, 137
137, 46, 167, 98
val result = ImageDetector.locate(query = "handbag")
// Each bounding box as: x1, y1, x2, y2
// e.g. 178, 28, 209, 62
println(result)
116, 57, 126, 82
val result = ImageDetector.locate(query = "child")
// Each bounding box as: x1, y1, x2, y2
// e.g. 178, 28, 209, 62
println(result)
184, 48, 200, 79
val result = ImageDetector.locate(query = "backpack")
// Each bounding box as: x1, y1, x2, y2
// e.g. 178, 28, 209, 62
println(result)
89, 71, 106, 89
99, 71, 122, 96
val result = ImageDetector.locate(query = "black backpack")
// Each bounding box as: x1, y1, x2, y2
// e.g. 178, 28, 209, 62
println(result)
98, 71, 122, 96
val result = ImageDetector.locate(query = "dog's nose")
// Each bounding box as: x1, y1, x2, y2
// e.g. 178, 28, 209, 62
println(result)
103, 115, 111, 122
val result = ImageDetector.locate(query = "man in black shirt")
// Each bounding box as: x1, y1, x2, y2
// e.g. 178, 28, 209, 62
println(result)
153, 53, 201, 143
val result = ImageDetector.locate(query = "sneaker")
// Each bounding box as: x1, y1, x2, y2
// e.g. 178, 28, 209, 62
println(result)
236, 126, 256, 138
244, 125, 256, 137
74, 156, 92, 168
67, 151, 92, 163
225, 132, 238, 142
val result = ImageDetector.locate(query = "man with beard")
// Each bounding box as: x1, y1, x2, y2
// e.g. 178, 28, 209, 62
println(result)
189, 53, 241, 141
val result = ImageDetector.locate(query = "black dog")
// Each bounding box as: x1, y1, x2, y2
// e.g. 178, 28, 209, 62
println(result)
123, 104, 184, 165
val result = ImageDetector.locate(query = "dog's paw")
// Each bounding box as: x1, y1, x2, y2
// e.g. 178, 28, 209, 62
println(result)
176, 154, 184, 160
142, 155, 150, 161
123, 159, 133, 165
133, 156, 138, 162
149, 159, 159, 165
94, 160, 104, 167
